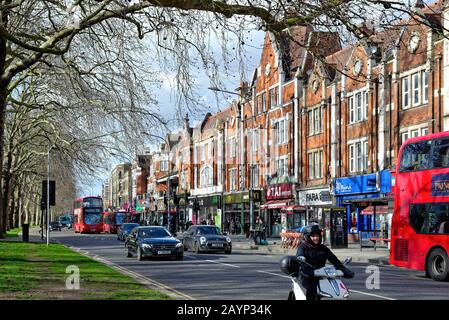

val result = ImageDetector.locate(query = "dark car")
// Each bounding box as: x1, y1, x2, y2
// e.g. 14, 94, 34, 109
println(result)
180, 225, 232, 254
49, 221, 62, 231
117, 223, 140, 241
125, 226, 183, 261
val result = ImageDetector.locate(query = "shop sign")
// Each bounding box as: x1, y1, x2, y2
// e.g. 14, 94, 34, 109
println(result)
334, 173, 377, 195
432, 173, 449, 196
299, 188, 332, 206
242, 190, 261, 202
266, 183, 294, 200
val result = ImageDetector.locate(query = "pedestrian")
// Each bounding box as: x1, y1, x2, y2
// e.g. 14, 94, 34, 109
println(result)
230, 219, 235, 234
225, 218, 230, 233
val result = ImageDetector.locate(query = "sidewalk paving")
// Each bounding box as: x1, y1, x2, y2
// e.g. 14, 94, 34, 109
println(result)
229, 234, 390, 265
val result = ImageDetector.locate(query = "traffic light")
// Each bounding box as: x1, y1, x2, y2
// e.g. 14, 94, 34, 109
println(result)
41, 180, 55, 207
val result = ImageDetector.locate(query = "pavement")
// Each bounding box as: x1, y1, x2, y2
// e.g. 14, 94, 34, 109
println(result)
229, 234, 390, 265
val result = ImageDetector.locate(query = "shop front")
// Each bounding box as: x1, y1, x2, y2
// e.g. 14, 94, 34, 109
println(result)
188, 195, 220, 226
333, 170, 393, 243
223, 191, 262, 235
261, 183, 295, 237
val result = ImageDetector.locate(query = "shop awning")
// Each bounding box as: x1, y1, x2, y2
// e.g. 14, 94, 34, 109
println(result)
260, 200, 291, 209
360, 206, 389, 215
281, 205, 307, 212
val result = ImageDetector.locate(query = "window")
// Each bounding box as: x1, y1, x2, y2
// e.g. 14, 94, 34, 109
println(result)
412, 72, 420, 106
433, 138, 449, 168
252, 129, 259, 152
423, 71, 429, 103
308, 111, 314, 135
277, 119, 287, 144
399, 140, 432, 172
402, 70, 429, 109
200, 167, 212, 187
229, 169, 237, 191
401, 126, 429, 145
409, 203, 449, 234
348, 140, 368, 173
402, 77, 409, 109
422, 128, 429, 136
349, 89, 368, 124
218, 164, 223, 185
229, 138, 236, 158
308, 106, 323, 135
251, 165, 260, 187
261, 92, 266, 113
308, 153, 313, 179
269, 87, 278, 109
277, 157, 288, 177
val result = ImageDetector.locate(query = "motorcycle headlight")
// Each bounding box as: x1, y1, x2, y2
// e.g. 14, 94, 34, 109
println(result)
226, 237, 231, 243
141, 244, 153, 249
200, 237, 206, 244
175, 242, 183, 248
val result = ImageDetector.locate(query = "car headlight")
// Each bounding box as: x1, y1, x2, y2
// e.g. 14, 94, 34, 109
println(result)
226, 237, 231, 243
200, 237, 206, 244
175, 242, 182, 248
141, 244, 153, 249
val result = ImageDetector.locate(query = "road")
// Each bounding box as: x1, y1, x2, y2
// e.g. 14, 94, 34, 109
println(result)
49, 229, 449, 300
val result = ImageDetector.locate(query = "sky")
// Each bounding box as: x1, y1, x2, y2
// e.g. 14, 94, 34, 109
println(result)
82, 28, 266, 197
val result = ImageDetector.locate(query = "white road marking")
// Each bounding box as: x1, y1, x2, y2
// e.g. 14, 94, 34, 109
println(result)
205, 260, 240, 268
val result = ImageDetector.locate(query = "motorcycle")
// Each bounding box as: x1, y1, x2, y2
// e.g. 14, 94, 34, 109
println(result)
280, 255, 352, 300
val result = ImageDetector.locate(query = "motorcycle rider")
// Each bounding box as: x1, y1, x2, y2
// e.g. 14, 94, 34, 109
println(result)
296, 223, 354, 300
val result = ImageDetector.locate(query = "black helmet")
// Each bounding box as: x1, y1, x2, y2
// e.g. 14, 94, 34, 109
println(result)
303, 223, 323, 242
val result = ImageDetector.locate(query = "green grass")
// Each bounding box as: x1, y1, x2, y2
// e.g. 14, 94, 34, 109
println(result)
2, 227, 22, 238
0, 242, 171, 300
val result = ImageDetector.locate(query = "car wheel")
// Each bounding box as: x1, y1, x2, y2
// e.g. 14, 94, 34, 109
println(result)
427, 248, 449, 281
126, 247, 132, 258
137, 247, 143, 261
194, 242, 200, 254
182, 240, 188, 251
176, 255, 184, 261
225, 248, 232, 255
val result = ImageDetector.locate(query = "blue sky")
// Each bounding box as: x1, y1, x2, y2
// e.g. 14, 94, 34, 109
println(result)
82, 29, 266, 197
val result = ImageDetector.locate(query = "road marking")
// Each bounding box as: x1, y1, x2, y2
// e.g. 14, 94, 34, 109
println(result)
257, 270, 290, 279
205, 260, 240, 268
350, 289, 396, 300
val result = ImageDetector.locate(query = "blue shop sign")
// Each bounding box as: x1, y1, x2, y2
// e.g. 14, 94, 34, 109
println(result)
334, 173, 377, 195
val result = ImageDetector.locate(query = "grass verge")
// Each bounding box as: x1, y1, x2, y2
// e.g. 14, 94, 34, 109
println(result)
2, 227, 22, 238
0, 242, 172, 300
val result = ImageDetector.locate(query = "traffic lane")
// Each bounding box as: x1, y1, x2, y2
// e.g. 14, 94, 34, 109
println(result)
51, 232, 449, 300
345, 263, 449, 300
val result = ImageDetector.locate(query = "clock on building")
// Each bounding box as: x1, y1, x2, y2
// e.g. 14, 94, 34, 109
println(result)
408, 33, 421, 53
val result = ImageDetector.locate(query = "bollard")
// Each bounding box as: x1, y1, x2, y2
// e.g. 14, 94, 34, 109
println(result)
22, 223, 29, 243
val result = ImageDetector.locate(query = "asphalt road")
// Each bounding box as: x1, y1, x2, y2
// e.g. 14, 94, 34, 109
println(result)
49, 229, 449, 300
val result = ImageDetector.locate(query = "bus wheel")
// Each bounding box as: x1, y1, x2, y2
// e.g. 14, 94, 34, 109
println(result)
427, 248, 449, 281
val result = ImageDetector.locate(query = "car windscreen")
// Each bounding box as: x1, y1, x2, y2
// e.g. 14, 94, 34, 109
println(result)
123, 224, 139, 231
197, 227, 220, 235
138, 228, 171, 238
83, 198, 103, 208
84, 213, 102, 225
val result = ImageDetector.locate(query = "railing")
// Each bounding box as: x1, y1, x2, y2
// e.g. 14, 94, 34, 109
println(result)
279, 232, 303, 249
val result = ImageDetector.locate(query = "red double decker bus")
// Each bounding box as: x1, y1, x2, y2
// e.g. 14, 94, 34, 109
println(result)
73, 196, 104, 234
102, 210, 127, 233
391, 131, 449, 280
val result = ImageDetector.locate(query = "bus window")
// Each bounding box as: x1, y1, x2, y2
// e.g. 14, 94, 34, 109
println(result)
409, 203, 449, 234
433, 138, 449, 168
400, 141, 432, 172
83, 198, 103, 207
